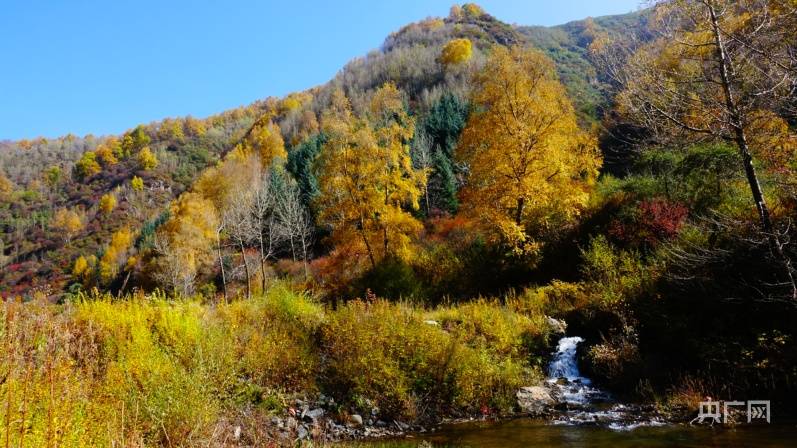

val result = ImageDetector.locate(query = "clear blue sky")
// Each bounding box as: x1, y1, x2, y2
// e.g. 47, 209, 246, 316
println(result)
0, 1, 641, 140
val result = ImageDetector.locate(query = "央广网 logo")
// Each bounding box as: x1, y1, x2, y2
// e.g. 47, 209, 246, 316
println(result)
690, 400, 770, 425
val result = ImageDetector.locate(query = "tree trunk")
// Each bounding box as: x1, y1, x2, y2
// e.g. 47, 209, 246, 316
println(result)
217, 230, 228, 301
515, 197, 525, 226
118, 269, 132, 299
239, 240, 251, 300
424, 184, 431, 217
300, 235, 309, 280
258, 231, 267, 293
359, 217, 377, 270
708, 1, 797, 299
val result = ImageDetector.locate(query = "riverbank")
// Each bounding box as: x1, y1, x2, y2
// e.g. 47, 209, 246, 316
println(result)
0, 285, 556, 447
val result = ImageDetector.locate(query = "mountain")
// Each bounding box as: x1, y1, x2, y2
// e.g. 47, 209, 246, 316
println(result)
0, 6, 644, 298
518, 10, 651, 120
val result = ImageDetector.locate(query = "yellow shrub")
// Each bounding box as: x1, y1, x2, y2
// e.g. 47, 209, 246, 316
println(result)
440, 38, 473, 66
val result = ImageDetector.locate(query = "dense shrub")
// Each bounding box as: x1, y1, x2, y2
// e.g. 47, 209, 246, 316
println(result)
0, 284, 554, 445
320, 299, 546, 420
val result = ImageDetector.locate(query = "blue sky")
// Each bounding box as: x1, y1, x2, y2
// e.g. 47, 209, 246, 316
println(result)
0, 1, 641, 140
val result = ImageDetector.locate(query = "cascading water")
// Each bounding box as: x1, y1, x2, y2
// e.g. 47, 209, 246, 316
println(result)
546, 336, 606, 405
545, 336, 665, 430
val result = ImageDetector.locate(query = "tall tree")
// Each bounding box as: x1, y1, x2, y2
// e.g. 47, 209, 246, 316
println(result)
316, 85, 426, 269
414, 92, 469, 214
600, 0, 797, 297
275, 173, 314, 276
457, 45, 601, 254
154, 193, 219, 296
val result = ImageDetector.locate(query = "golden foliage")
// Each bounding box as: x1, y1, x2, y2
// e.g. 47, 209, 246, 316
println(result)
137, 146, 159, 171
747, 110, 797, 172
95, 143, 118, 166
158, 118, 186, 142
154, 193, 219, 295
72, 255, 90, 279
184, 116, 207, 137
98, 192, 117, 216
317, 85, 426, 268
449, 5, 464, 20
194, 151, 261, 212
462, 3, 485, 17
0, 172, 13, 197
236, 120, 286, 167
130, 175, 144, 191
75, 151, 101, 179
457, 46, 601, 254
440, 38, 473, 66
99, 227, 133, 283
52, 208, 84, 242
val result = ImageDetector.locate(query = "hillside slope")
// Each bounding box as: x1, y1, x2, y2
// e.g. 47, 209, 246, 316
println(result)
0, 6, 642, 298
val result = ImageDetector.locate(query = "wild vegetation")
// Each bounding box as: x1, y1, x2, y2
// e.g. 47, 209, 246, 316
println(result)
0, 286, 549, 446
2, 1, 797, 445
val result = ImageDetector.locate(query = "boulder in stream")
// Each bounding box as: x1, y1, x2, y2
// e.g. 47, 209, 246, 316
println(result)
517, 386, 555, 415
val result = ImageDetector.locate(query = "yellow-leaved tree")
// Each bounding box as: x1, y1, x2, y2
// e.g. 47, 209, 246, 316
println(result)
457, 45, 601, 254
241, 119, 286, 167
98, 193, 117, 216
0, 172, 13, 199
74, 151, 101, 179
52, 208, 85, 242
99, 227, 133, 283
440, 38, 473, 66
130, 176, 144, 191
153, 192, 219, 296
95, 143, 118, 166
137, 146, 159, 171
316, 85, 426, 269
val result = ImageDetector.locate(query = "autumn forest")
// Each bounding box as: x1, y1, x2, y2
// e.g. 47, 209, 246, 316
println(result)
2, 1, 797, 446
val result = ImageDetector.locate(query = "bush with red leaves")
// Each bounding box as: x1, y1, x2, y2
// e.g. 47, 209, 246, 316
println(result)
609, 198, 688, 250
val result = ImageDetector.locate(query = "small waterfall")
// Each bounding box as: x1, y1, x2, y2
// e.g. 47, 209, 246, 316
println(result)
546, 336, 601, 405
548, 336, 587, 381
544, 336, 666, 429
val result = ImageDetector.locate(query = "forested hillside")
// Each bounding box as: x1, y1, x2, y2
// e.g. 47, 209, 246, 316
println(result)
2, 1, 797, 445
0, 5, 631, 298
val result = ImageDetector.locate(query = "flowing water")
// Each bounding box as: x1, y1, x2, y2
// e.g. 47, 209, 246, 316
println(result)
544, 336, 665, 429
353, 336, 797, 447
545, 336, 610, 407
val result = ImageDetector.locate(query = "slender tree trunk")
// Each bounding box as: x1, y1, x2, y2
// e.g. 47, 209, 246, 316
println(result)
216, 229, 228, 301
118, 269, 132, 298
239, 239, 251, 299
359, 217, 377, 269
258, 231, 267, 293
300, 236, 309, 280
425, 184, 431, 216
708, 1, 797, 298
515, 197, 525, 226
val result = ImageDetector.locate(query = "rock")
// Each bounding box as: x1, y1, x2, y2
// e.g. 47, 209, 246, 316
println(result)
286, 416, 298, 430
517, 386, 555, 415
375, 420, 388, 428
394, 420, 409, 431
546, 317, 567, 335
297, 425, 309, 440
423, 320, 440, 326
348, 414, 363, 427
303, 408, 325, 422
233, 425, 241, 440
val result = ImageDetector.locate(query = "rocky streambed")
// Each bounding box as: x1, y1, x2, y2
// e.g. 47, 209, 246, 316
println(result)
517, 336, 667, 430
239, 334, 669, 445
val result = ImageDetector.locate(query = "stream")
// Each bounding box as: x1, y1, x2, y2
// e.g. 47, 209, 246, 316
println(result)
353, 336, 797, 447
